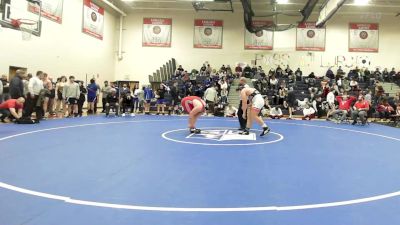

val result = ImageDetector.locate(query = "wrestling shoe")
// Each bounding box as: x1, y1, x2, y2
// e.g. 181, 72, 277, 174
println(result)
239, 128, 250, 135
190, 128, 201, 134
260, 127, 270, 137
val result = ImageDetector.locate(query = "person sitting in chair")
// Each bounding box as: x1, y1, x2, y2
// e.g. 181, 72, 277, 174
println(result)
105, 89, 119, 117
351, 95, 369, 125
0, 97, 25, 123
332, 94, 356, 123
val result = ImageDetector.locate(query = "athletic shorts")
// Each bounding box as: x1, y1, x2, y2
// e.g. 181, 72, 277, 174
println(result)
145, 99, 151, 103
66, 97, 78, 105
57, 91, 63, 101
251, 94, 264, 111
88, 96, 97, 103
181, 96, 205, 113
156, 99, 165, 105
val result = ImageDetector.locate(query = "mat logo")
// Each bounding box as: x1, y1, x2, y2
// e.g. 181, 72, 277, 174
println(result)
186, 130, 256, 141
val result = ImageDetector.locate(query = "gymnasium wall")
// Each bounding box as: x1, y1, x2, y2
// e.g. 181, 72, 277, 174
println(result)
115, 10, 400, 85
0, 0, 118, 84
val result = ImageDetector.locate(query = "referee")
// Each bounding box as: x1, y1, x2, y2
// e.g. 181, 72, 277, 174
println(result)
237, 77, 249, 131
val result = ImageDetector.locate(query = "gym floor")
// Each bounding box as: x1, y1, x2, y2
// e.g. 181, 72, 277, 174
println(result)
0, 116, 399, 225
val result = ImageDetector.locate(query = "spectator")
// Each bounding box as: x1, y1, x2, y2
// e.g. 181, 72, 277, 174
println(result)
77, 81, 87, 117
284, 65, 293, 77
337, 66, 344, 75
326, 88, 336, 120
42, 73, 54, 118
94, 79, 101, 113
137, 85, 145, 114
0, 77, 3, 103
131, 84, 140, 115
388, 68, 396, 82
350, 78, 359, 91
270, 107, 283, 119
0, 97, 25, 123
312, 95, 326, 118
383, 68, 390, 82
0, 75, 10, 101
374, 68, 382, 81
87, 79, 98, 114
121, 86, 133, 117
55, 76, 67, 116
224, 104, 238, 117
284, 88, 296, 120
302, 104, 316, 120
351, 95, 369, 125
101, 81, 111, 113
331, 94, 356, 123
269, 75, 278, 90
295, 68, 303, 81
105, 88, 119, 117
63, 76, 80, 118
377, 99, 395, 121
204, 84, 218, 115
9, 69, 25, 99
143, 85, 153, 115
25, 71, 44, 120
326, 67, 335, 80
156, 84, 167, 115
219, 78, 228, 104
235, 64, 242, 77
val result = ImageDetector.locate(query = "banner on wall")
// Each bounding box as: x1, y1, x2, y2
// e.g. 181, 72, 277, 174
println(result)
82, 0, 104, 40
349, 23, 379, 52
142, 18, 172, 47
193, 19, 223, 49
28, 0, 64, 23
296, 22, 326, 51
244, 21, 274, 50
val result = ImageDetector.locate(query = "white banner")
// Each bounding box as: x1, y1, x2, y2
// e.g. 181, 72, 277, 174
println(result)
82, 0, 104, 40
194, 19, 223, 49
28, 0, 63, 23
349, 23, 379, 52
296, 22, 326, 51
142, 18, 172, 47
244, 20, 274, 50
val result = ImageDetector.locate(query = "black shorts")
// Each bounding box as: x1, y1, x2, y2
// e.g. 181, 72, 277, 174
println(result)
57, 91, 63, 101
66, 97, 78, 105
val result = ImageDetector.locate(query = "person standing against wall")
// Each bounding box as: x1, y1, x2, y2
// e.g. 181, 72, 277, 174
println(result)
101, 81, 111, 113
9, 69, 25, 99
87, 79, 98, 114
63, 76, 80, 118
25, 71, 44, 120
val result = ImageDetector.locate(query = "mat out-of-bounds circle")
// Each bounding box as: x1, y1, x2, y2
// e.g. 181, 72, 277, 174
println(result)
162, 127, 284, 146
0, 118, 400, 212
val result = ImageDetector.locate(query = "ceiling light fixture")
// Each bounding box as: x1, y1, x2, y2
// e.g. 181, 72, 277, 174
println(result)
354, 0, 369, 5
276, 0, 289, 4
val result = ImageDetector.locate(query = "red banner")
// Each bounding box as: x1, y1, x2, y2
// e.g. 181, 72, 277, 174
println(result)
349, 23, 379, 52
244, 20, 274, 50
193, 19, 223, 49
143, 18, 172, 47
296, 22, 326, 51
82, 0, 104, 40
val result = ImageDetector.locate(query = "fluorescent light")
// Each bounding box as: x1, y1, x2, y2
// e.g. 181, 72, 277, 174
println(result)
354, 0, 369, 5
277, 0, 289, 4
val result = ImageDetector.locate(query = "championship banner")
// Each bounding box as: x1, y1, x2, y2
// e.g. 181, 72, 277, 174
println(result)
194, 19, 223, 49
244, 20, 274, 50
28, 0, 64, 23
349, 23, 379, 52
82, 0, 104, 40
296, 22, 326, 51
142, 18, 172, 47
